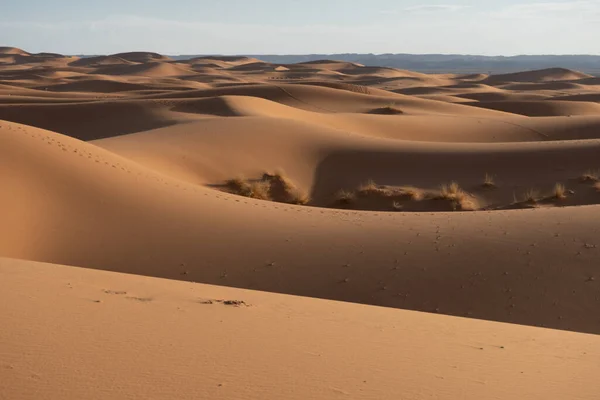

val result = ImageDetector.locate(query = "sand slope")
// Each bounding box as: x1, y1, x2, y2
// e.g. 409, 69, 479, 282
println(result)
3, 120, 600, 333
1, 257, 599, 400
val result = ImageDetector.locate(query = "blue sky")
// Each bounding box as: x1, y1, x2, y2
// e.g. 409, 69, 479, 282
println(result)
1, 0, 600, 55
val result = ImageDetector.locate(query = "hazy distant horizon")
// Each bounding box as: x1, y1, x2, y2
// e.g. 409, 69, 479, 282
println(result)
3, 0, 600, 55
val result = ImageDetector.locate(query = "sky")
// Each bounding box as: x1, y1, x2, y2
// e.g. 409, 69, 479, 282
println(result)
1, 0, 600, 55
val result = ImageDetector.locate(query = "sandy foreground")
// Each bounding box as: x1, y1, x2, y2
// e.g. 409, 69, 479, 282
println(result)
1, 47, 600, 398
1, 257, 599, 400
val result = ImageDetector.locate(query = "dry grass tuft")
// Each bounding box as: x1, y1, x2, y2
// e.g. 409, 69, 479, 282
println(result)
226, 177, 272, 200
552, 183, 567, 200
357, 179, 385, 196
226, 177, 252, 196
287, 188, 310, 205
263, 170, 310, 205
438, 182, 462, 199
523, 188, 540, 204
435, 182, 477, 211
248, 181, 271, 200
396, 187, 424, 201
580, 170, 599, 183
225, 171, 309, 204
392, 201, 403, 211
482, 173, 496, 188
335, 190, 356, 205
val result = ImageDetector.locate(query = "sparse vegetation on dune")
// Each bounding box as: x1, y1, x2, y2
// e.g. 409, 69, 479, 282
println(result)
226, 177, 252, 196
552, 183, 567, 200
339, 83, 370, 95
226, 174, 581, 212
482, 173, 496, 188
226, 177, 271, 200
224, 171, 309, 204
438, 182, 462, 199
396, 187, 424, 201
357, 179, 386, 196
580, 170, 599, 183
335, 190, 356, 205
523, 188, 540, 204
435, 182, 477, 211
286, 187, 311, 205
333, 180, 481, 211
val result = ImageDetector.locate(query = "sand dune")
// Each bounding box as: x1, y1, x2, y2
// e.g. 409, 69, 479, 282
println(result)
2, 48, 600, 398
0, 46, 30, 56
2, 257, 599, 400
484, 68, 592, 84
111, 51, 173, 63
69, 55, 138, 67
3, 119, 600, 334
468, 100, 600, 116
93, 61, 197, 77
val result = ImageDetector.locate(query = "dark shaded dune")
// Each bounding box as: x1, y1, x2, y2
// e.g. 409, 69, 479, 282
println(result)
455, 73, 488, 81
34, 79, 199, 93
0, 55, 16, 64
308, 140, 600, 208
269, 72, 346, 81
0, 95, 103, 104
484, 68, 592, 84
226, 61, 275, 71
10, 55, 76, 66
577, 77, 600, 85
417, 94, 472, 104
181, 74, 246, 84
0, 101, 192, 140
367, 106, 404, 115
500, 82, 585, 91
288, 81, 394, 96
170, 96, 244, 116
0, 47, 30, 56
397, 86, 460, 95
466, 100, 600, 116
336, 66, 394, 75
552, 93, 600, 102
0, 69, 60, 81
297, 59, 362, 66
447, 83, 501, 90
457, 92, 549, 102
69, 56, 137, 67
32, 52, 67, 58
188, 62, 229, 70
195, 55, 258, 63
110, 52, 172, 63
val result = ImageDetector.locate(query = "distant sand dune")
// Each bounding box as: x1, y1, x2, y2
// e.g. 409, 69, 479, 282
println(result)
484, 67, 592, 84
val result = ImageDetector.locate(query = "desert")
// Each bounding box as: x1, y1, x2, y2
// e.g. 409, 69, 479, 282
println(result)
2, 46, 600, 399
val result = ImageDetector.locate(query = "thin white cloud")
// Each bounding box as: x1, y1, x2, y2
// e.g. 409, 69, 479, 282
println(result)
494, 0, 600, 18
0, 15, 373, 35
403, 4, 471, 12
380, 4, 470, 15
